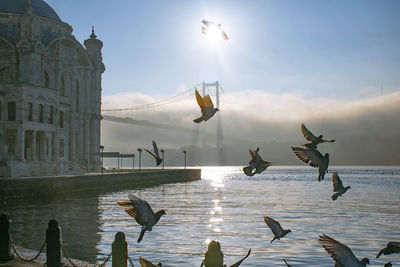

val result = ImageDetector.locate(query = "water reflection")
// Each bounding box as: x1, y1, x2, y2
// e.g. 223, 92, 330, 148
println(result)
1, 166, 400, 266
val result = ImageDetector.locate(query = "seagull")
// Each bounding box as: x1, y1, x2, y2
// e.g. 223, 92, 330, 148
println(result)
202, 20, 229, 40
139, 256, 162, 267
143, 140, 163, 166
301, 123, 335, 149
332, 172, 351, 201
319, 234, 370, 267
264, 216, 291, 243
117, 194, 166, 243
283, 259, 292, 267
376, 242, 400, 258
200, 241, 251, 267
193, 89, 219, 123
291, 147, 329, 182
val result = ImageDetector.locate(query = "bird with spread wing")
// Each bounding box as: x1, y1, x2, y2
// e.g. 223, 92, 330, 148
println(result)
117, 194, 166, 243
139, 256, 162, 267
193, 89, 219, 123
264, 216, 291, 243
243, 147, 271, 176
201, 20, 229, 40
291, 146, 329, 182
319, 234, 370, 267
143, 140, 163, 166
376, 242, 400, 258
301, 123, 335, 149
332, 172, 351, 201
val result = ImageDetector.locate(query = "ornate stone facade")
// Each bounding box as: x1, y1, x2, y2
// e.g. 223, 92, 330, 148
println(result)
0, 0, 104, 176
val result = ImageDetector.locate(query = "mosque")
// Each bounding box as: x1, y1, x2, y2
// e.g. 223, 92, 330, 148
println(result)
0, 0, 104, 176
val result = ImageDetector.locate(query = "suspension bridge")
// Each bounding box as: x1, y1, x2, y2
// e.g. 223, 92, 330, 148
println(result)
101, 81, 248, 145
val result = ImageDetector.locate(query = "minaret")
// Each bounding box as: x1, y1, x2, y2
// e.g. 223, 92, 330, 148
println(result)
84, 26, 105, 72
84, 27, 105, 171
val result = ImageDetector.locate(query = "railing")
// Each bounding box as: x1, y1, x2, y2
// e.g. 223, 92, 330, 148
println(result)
68, 160, 87, 171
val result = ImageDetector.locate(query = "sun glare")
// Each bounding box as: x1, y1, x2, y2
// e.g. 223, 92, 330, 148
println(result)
205, 25, 223, 43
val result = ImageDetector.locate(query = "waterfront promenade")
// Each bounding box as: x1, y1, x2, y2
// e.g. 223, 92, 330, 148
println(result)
0, 168, 201, 203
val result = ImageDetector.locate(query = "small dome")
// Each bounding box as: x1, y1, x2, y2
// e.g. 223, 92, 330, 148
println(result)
0, 0, 61, 21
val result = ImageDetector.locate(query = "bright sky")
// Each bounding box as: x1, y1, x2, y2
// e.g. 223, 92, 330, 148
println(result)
47, 0, 400, 100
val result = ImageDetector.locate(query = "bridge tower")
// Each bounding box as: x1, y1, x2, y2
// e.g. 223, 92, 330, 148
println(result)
202, 81, 222, 149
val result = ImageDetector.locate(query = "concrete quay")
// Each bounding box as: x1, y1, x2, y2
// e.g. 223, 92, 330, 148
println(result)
0, 168, 201, 203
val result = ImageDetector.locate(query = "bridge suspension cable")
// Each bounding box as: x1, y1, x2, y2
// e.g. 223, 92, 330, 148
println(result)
102, 83, 202, 112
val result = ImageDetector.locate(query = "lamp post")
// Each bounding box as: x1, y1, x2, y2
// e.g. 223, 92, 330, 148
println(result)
137, 148, 142, 172
100, 145, 104, 174
160, 149, 165, 170
132, 153, 135, 171
183, 150, 187, 169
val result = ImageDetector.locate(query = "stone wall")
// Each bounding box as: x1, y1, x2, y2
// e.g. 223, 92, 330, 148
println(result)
0, 169, 201, 202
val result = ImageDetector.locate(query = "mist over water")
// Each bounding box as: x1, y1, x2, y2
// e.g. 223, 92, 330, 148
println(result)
3, 166, 399, 266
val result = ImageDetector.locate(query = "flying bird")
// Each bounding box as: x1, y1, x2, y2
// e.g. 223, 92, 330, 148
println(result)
376, 242, 400, 258
264, 216, 291, 243
301, 123, 335, 149
291, 147, 329, 182
139, 256, 162, 267
384, 262, 392, 267
193, 89, 219, 123
229, 249, 251, 267
283, 259, 292, 267
332, 172, 351, 201
243, 148, 271, 176
201, 20, 229, 40
319, 234, 370, 267
117, 194, 166, 243
143, 140, 163, 166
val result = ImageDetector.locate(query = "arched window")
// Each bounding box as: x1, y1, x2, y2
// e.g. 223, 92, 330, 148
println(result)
75, 80, 79, 112
44, 71, 49, 87
61, 75, 65, 96
7, 101, 16, 121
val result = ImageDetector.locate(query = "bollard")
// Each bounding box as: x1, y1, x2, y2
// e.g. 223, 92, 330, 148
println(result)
204, 240, 224, 267
112, 232, 128, 267
0, 213, 13, 261
46, 219, 61, 267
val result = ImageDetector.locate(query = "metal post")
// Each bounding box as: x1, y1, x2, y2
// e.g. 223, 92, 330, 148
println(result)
183, 150, 187, 169
160, 149, 165, 170
0, 213, 13, 261
132, 154, 135, 171
112, 232, 128, 267
137, 148, 142, 172
121, 157, 123, 173
117, 156, 120, 173
46, 219, 61, 267
100, 145, 104, 174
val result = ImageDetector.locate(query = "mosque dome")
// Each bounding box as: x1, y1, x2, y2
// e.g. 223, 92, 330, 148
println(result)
0, 0, 61, 21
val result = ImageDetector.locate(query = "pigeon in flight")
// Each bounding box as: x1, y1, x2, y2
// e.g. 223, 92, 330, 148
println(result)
202, 20, 229, 40
301, 123, 335, 149
331, 172, 351, 200
117, 194, 166, 243
283, 259, 292, 266
319, 234, 370, 267
143, 140, 163, 166
376, 242, 400, 258
139, 256, 162, 267
243, 148, 271, 176
193, 89, 219, 123
264, 216, 291, 243
291, 147, 329, 182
